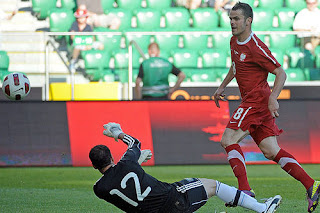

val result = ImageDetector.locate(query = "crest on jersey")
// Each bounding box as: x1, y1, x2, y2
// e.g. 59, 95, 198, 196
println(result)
240, 53, 246, 61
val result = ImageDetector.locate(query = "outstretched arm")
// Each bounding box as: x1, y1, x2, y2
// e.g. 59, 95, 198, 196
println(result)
103, 123, 152, 164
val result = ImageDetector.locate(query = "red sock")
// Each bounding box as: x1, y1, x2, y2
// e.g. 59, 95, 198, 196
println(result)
225, 144, 251, 191
274, 149, 314, 190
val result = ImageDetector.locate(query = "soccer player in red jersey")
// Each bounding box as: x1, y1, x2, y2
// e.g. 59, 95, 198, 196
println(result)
213, 2, 320, 212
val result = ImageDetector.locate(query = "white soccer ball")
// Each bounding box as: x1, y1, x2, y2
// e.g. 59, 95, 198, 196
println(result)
2, 72, 31, 100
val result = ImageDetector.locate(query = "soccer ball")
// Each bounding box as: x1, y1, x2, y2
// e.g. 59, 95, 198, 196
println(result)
2, 72, 31, 100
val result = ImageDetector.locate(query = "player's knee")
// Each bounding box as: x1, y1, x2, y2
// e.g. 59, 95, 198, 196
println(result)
262, 150, 276, 160
220, 137, 234, 148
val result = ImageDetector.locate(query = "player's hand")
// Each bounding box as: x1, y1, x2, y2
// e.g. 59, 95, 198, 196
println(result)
268, 96, 279, 118
138, 149, 152, 165
103, 122, 124, 142
213, 87, 227, 108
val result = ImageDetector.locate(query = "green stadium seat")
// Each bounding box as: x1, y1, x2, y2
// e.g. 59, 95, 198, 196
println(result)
82, 50, 112, 81
258, 0, 283, 9
101, 0, 115, 12
60, 0, 76, 11
125, 29, 152, 52
49, 8, 75, 39
183, 29, 209, 51
267, 73, 276, 82
153, 30, 180, 52
163, 8, 190, 30
191, 69, 217, 82
285, 0, 306, 12
105, 8, 132, 30
32, 0, 57, 20
252, 8, 274, 31
241, 0, 256, 7
269, 48, 285, 66
212, 28, 232, 52
117, 0, 141, 10
94, 28, 122, 54
315, 46, 320, 68
171, 48, 198, 80
286, 47, 315, 68
285, 68, 307, 81
201, 49, 228, 68
0, 51, 9, 72
219, 11, 230, 29
275, 7, 296, 30
305, 68, 320, 80
268, 29, 296, 50
134, 8, 161, 30
190, 8, 219, 30
168, 73, 178, 83
215, 68, 233, 82
113, 49, 141, 82
145, 0, 171, 9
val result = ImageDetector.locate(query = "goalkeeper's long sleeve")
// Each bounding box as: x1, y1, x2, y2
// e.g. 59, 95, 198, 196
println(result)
119, 134, 142, 163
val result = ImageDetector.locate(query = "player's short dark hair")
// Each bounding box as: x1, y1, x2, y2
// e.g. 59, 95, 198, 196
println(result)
232, 1, 253, 20
89, 145, 112, 170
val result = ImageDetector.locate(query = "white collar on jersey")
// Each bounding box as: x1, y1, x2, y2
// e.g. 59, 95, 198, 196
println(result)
237, 32, 254, 45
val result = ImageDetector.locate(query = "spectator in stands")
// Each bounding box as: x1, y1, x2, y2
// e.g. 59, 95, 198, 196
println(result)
293, 0, 320, 53
77, 0, 121, 29
135, 42, 186, 100
173, 0, 203, 9
69, 8, 103, 72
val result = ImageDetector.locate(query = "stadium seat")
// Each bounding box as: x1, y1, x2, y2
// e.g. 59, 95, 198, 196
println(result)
191, 69, 217, 82
286, 47, 315, 68
105, 8, 132, 30
275, 7, 296, 30
258, 0, 283, 9
163, 8, 190, 30
153, 30, 180, 52
267, 73, 276, 82
285, 0, 307, 12
268, 29, 296, 51
171, 48, 198, 80
101, 0, 115, 12
269, 48, 285, 66
32, 0, 57, 20
134, 8, 161, 30
82, 50, 112, 81
252, 8, 274, 31
215, 68, 233, 82
125, 29, 152, 52
285, 68, 307, 81
113, 49, 141, 82
145, 0, 171, 9
305, 68, 320, 80
0, 51, 10, 81
49, 8, 75, 39
94, 28, 122, 54
211, 29, 232, 52
190, 8, 219, 30
201, 49, 228, 68
60, 0, 76, 11
219, 11, 230, 29
241, 0, 256, 7
117, 0, 142, 10
315, 46, 320, 68
183, 29, 209, 51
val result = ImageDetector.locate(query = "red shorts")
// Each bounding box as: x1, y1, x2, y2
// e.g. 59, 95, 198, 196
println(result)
226, 104, 283, 144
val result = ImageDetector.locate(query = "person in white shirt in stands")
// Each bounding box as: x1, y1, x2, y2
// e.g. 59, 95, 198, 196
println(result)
293, 0, 320, 53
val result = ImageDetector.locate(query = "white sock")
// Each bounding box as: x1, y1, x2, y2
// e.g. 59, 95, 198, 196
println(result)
215, 181, 266, 213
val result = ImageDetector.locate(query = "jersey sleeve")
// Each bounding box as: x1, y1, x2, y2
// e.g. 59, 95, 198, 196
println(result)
119, 134, 141, 163
252, 39, 281, 73
171, 64, 181, 76
137, 64, 143, 78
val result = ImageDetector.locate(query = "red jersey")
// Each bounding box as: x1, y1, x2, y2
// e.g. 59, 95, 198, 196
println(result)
230, 32, 281, 106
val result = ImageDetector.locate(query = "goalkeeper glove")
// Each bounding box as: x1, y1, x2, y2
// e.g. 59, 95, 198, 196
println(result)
103, 122, 124, 142
138, 149, 152, 165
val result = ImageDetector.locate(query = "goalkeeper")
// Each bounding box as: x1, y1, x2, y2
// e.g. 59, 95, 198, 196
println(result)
89, 122, 282, 213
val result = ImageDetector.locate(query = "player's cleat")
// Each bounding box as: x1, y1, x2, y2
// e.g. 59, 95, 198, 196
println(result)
307, 181, 320, 213
263, 195, 282, 213
225, 189, 256, 207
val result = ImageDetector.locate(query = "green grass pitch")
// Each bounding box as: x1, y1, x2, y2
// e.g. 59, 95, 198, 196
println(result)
1, 164, 319, 212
